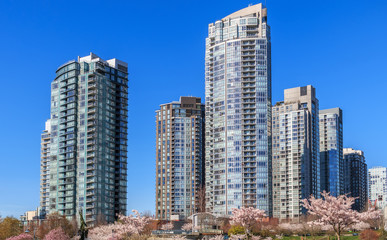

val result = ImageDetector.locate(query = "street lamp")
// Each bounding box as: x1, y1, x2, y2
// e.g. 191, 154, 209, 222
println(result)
112, 229, 116, 239
25, 228, 36, 240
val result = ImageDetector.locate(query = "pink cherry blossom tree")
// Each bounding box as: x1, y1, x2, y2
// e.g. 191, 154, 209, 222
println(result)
230, 207, 267, 235
301, 191, 381, 240
43, 228, 70, 240
209, 235, 224, 240
89, 224, 117, 240
172, 235, 187, 240
5, 233, 33, 240
277, 223, 304, 236
89, 209, 151, 240
181, 223, 193, 231
230, 234, 247, 240
250, 236, 262, 240
116, 210, 151, 235
352, 222, 370, 231
160, 222, 174, 230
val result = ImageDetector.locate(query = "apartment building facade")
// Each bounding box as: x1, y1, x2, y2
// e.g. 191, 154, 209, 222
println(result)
343, 148, 367, 211
41, 53, 128, 225
155, 97, 205, 220
205, 3, 272, 216
319, 108, 343, 196
272, 85, 320, 220
368, 166, 387, 210
40, 120, 51, 218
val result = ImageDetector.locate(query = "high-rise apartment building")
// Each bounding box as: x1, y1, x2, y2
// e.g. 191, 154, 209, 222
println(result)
343, 148, 367, 211
205, 3, 272, 216
40, 120, 51, 218
155, 97, 205, 220
368, 167, 387, 210
40, 53, 128, 225
319, 108, 343, 196
272, 85, 320, 220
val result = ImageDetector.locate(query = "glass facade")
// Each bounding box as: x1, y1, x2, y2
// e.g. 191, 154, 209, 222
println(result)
155, 97, 205, 220
40, 120, 51, 218
205, 4, 272, 216
319, 108, 343, 197
272, 86, 320, 220
41, 53, 128, 225
343, 148, 367, 211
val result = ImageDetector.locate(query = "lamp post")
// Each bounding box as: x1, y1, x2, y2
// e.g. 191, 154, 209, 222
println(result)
26, 228, 36, 240
112, 229, 116, 239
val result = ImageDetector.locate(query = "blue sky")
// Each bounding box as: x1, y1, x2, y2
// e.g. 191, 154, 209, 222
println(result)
0, 0, 386, 217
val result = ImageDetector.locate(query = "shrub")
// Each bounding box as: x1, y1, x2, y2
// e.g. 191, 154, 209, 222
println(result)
360, 229, 380, 240
228, 226, 245, 236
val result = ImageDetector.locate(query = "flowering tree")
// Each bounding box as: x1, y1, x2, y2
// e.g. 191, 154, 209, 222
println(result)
172, 235, 187, 240
89, 209, 151, 240
181, 223, 193, 231
117, 210, 151, 235
250, 236, 262, 240
43, 228, 70, 240
230, 234, 247, 240
160, 222, 174, 230
302, 191, 381, 240
209, 235, 224, 240
277, 223, 303, 236
352, 222, 371, 231
89, 224, 117, 240
230, 207, 266, 234
5, 233, 33, 240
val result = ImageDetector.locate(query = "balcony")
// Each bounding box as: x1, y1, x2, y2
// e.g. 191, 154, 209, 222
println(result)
87, 108, 96, 114
88, 90, 97, 95
87, 127, 96, 133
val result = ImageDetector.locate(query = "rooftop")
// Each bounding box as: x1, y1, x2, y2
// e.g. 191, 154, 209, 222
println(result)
222, 3, 265, 21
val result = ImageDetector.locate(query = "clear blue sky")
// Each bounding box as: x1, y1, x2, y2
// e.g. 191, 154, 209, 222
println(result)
0, 0, 386, 218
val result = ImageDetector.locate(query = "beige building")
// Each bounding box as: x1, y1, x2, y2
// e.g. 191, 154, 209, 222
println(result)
40, 120, 51, 218
272, 85, 320, 220
20, 209, 39, 227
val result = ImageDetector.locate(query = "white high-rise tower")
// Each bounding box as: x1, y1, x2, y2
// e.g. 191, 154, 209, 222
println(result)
205, 4, 272, 216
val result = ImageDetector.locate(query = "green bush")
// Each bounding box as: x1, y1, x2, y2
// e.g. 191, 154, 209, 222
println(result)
228, 226, 245, 236
378, 229, 387, 240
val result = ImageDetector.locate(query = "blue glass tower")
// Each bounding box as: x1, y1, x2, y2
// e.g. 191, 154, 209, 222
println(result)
319, 108, 343, 197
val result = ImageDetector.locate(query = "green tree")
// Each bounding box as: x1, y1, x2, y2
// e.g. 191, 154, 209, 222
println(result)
228, 225, 245, 236
78, 211, 88, 240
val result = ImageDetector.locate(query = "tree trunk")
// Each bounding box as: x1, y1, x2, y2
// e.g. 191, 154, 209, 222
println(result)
336, 232, 340, 240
